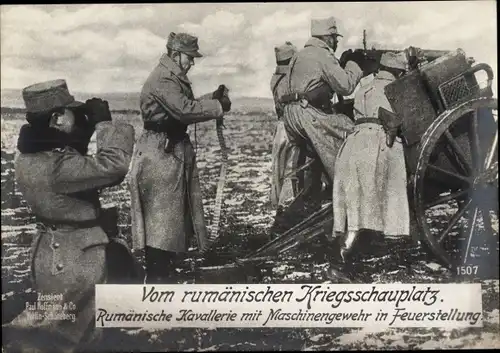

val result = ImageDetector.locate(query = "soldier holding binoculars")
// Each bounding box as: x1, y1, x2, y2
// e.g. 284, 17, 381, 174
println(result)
5, 79, 135, 352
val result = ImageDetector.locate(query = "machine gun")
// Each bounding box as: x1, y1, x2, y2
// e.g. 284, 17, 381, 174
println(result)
335, 30, 454, 121
340, 30, 453, 72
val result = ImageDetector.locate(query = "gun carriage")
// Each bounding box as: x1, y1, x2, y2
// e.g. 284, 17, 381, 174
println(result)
198, 47, 497, 283
384, 48, 498, 269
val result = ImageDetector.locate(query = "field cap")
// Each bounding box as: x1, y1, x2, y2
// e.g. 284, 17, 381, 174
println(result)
166, 31, 176, 49
311, 17, 343, 37
168, 32, 203, 58
275, 41, 297, 62
380, 52, 408, 71
22, 79, 84, 114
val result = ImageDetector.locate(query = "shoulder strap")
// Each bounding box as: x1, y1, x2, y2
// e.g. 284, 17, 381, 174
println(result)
272, 74, 286, 96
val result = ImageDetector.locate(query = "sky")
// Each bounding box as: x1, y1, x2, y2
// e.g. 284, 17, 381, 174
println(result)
1, 2, 497, 98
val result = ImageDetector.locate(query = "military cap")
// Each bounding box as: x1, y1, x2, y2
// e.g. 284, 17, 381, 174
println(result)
22, 79, 84, 114
166, 31, 176, 49
311, 17, 343, 37
275, 41, 298, 62
168, 32, 203, 58
380, 52, 408, 71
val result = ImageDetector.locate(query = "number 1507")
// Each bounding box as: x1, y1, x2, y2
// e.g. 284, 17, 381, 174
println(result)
456, 265, 479, 275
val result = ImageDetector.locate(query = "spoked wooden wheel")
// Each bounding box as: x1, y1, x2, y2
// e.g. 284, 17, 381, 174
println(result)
414, 97, 498, 269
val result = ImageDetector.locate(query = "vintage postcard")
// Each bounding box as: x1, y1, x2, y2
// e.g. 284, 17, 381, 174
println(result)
1, 2, 498, 352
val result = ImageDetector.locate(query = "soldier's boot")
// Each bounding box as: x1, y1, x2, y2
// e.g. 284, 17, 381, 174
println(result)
324, 231, 359, 282
145, 247, 176, 284
339, 230, 360, 275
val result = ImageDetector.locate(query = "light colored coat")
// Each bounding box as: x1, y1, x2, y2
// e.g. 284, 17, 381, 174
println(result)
333, 70, 410, 236
129, 53, 223, 253
282, 37, 362, 182
270, 65, 299, 207
10, 121, 134, 345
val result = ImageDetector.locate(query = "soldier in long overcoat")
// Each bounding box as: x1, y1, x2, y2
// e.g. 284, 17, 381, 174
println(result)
270, 41, 299, 209
3, 80, 135, 352
129, 32, 231, 283
332, 52, 410, 261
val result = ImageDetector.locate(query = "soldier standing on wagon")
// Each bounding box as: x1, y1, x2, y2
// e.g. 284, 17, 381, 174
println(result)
270, 41, 299, 210
129, 32, 232, 284
279, 17, 377, 200
332, 52, 411, 270
4, 80, 135, 352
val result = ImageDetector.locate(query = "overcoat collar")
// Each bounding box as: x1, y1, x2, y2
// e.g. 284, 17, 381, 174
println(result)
304, 37, 332, 53
159, 53, 192, 85
274, 65, 288, 75
375, 70, 397, 81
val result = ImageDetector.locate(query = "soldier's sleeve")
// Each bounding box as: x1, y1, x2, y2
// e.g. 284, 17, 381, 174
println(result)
50, 122, 135, 194
321, 54, 363, 96
197, 91, 215, 100
151, 76, 224, 124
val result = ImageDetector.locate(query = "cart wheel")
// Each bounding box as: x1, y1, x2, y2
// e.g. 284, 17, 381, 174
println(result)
414, 97, 498, 270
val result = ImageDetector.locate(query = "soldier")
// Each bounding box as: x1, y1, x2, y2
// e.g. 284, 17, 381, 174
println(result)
280, 16, 377, 186
332, 52, 411, 273
270, 41, 299, 209
4, 79, 135, 352
129, 32, 232, 284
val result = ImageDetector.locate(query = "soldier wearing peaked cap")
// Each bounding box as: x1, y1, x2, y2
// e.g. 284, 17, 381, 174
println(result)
331, 51, 410, 277
278, 15, 376, 219
3, 79, 135, 352
270, 41, 300, 210
129, 32, 232, 284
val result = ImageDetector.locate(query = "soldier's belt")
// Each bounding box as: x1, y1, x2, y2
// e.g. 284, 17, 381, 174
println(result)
280, 92, 333, 114
280, 92, 306, 104
144, 121, 189, 153
36, 216, 101, 230
355, 118, 382, 125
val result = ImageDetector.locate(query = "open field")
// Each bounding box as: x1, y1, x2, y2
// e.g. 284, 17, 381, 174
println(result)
2, 106, 499, 350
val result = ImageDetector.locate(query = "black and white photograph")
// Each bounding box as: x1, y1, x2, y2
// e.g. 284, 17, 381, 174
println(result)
1, 2, 498, 351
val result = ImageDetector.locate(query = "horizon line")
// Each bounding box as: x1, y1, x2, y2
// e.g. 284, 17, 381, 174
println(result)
1, 89, 272, 100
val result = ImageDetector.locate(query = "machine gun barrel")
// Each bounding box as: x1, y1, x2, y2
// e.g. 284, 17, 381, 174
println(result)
358, 48, 452, 71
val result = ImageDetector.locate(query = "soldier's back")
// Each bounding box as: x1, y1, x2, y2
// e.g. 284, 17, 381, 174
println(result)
288, 45, 331, 93
15, 149, 101, 222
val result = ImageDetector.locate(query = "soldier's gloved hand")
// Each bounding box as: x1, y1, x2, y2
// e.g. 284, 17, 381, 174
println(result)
85, 98, 112, 127
363, 56, 379, 76
348, 49, 377, 77
339, 49, 353, 68
386, 128, 398, 148
212, 88, 223, 100
212, 84, 228, 100
345, 49, 364, 68
218, 95, 232, 113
